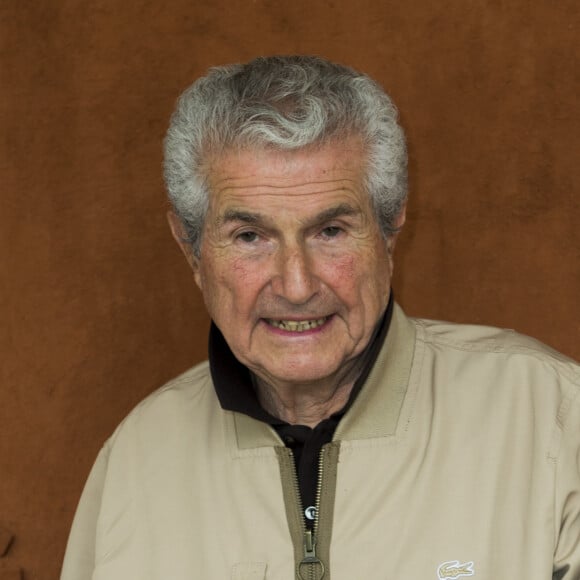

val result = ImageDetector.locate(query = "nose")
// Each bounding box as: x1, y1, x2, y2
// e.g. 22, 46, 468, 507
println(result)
270, 241, 319, 305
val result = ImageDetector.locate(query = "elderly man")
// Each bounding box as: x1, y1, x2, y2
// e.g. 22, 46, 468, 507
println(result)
61, 56, 579, 580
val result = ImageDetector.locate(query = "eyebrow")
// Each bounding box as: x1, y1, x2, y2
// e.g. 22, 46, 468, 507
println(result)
308, 203, 360, 226
217, 203, 360, 229
217, 209, 262, 227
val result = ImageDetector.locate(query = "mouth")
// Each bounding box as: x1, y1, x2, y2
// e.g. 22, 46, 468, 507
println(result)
266, 316, 330, 333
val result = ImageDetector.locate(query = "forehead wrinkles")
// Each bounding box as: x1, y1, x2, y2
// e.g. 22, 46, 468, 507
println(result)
212, 177, 362, 200
205, 139, 369, 215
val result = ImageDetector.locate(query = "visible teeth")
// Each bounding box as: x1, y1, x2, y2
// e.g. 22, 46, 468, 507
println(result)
269, 317, 327, 332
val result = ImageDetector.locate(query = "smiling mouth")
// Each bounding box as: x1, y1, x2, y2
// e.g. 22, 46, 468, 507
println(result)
266, 316, 329, 332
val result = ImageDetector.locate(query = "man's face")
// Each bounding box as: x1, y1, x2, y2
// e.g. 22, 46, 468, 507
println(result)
175, 138, 403, 391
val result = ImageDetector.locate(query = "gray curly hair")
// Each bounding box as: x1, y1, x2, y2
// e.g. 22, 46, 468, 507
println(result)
163, 55, 407, 255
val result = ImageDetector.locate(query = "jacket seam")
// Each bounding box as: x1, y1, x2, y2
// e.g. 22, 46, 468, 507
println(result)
415, 321, 580, 385
400, 320, 427, 436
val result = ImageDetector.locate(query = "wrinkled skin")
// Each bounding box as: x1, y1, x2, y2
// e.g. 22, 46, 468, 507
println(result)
169, 138, 405, 425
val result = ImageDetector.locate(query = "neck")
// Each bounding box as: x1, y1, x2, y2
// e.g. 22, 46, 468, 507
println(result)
254, 375, 355, 428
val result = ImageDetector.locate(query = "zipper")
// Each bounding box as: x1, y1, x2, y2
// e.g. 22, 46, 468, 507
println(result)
275, 443, 338, 580
294, 446, 326, 580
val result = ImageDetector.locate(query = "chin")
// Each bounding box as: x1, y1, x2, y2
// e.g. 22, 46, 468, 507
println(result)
261, 361, 340, 387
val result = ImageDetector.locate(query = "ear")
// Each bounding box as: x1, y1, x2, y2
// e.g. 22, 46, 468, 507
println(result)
167, 210, 202, 289
386, 203, 407, 255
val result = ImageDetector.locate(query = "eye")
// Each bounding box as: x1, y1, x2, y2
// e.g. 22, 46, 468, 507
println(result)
320, 226, 343, 239
236, 230, 260, 243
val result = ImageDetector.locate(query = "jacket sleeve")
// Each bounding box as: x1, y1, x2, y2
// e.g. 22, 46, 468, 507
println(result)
553, 388, 580, 579
60, 444, 111, 580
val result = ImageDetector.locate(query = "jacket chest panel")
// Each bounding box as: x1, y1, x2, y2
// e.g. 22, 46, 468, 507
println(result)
330, 431, 555, 579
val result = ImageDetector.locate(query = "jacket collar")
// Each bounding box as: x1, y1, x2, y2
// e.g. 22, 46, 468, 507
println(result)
334, 303, 416, 440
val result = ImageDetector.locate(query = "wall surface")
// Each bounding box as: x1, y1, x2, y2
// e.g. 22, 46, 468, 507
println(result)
0, 1, 578, 578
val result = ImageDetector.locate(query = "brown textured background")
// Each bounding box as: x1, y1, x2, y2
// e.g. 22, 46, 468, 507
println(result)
1, 1, 578, 578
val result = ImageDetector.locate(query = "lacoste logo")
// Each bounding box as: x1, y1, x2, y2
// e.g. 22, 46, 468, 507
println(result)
437, 560, 475, 579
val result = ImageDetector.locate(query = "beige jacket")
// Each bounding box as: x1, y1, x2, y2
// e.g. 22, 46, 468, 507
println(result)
61, 305, 580, 580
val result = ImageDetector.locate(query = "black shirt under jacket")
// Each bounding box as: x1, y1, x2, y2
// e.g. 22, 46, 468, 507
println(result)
209, 294, 394, 524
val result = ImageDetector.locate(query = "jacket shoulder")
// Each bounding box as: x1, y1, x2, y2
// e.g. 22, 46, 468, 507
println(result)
412, 316, 580, 381
108, 360, 214, 440
409, 316, 580, 434
414, 316, 574, 358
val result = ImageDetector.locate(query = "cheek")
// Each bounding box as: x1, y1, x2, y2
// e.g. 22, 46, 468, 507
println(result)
320, 249, 392, 306
201, 258, 265, 312
231, 256, 260, 283
319, 253, 358, 293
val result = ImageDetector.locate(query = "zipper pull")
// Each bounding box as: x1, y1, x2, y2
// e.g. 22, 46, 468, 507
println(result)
303, 530, 318, 563
297, 530, 325, 579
